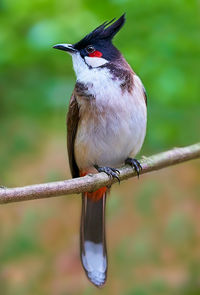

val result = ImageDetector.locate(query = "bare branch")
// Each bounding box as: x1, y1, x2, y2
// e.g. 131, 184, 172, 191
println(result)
0, 143, 200, 204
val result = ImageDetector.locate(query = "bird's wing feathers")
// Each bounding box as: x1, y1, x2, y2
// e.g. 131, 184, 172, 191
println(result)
142, 86, 147, 106
67, 92, 80, 178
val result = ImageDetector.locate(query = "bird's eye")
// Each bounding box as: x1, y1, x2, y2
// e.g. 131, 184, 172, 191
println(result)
86, 45, 95, 54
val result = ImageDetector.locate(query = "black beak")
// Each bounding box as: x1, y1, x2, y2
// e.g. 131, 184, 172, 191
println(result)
53, 43, 76, 53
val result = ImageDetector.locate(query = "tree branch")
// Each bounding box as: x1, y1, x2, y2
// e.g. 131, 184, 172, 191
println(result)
0, 143, 200, 204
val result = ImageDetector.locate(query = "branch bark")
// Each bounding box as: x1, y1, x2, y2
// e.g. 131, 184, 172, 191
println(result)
0, 143, 200, 204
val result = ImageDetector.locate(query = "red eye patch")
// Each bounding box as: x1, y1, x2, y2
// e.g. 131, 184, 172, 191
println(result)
89, 50, 102, 58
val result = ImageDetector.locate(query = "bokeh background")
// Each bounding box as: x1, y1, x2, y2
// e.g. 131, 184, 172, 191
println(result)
0, 0, 200, 294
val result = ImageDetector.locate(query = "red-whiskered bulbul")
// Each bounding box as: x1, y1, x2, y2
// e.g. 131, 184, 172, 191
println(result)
53, 14, 147, 287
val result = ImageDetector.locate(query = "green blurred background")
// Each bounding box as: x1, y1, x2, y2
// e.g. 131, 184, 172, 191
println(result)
0, 0, 200, 294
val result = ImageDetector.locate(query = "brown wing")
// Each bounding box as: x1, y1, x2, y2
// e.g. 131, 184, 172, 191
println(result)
67, 92, 80, 178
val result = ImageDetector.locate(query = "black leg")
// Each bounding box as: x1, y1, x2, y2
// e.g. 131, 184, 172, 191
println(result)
125, 158, 142, 178
94, 164, 120, 183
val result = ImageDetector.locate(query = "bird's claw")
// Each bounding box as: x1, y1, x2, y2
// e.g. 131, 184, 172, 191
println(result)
125, 158, 142, 178
94, 165, 120, 183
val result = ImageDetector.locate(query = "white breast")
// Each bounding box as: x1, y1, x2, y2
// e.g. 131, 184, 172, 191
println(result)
72, 53, 147, 173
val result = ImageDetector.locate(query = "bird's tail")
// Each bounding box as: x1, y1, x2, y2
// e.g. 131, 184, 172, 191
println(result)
80, 189, 107, 287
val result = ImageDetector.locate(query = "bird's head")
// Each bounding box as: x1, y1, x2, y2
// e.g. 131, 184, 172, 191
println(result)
53, 14, 126, 74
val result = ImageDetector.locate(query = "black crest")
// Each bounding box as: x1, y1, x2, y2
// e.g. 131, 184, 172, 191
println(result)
74, 14, 126, 50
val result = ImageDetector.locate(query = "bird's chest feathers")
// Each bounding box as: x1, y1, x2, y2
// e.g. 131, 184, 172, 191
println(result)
75, 67, 123, 108
74, 68, 133, 143
74, 68, 147, 169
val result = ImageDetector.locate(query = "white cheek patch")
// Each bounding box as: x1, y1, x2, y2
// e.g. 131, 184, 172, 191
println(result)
84, 56, 108, 68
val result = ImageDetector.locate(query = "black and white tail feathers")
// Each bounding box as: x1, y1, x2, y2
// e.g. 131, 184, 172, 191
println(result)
80, 193, 107, 287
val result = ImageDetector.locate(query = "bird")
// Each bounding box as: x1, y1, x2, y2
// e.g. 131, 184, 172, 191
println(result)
53, 14, 147, 287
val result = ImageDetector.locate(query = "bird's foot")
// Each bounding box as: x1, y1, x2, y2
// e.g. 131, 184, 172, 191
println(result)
125, 158, 142, 178
94, 164, 120, 183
